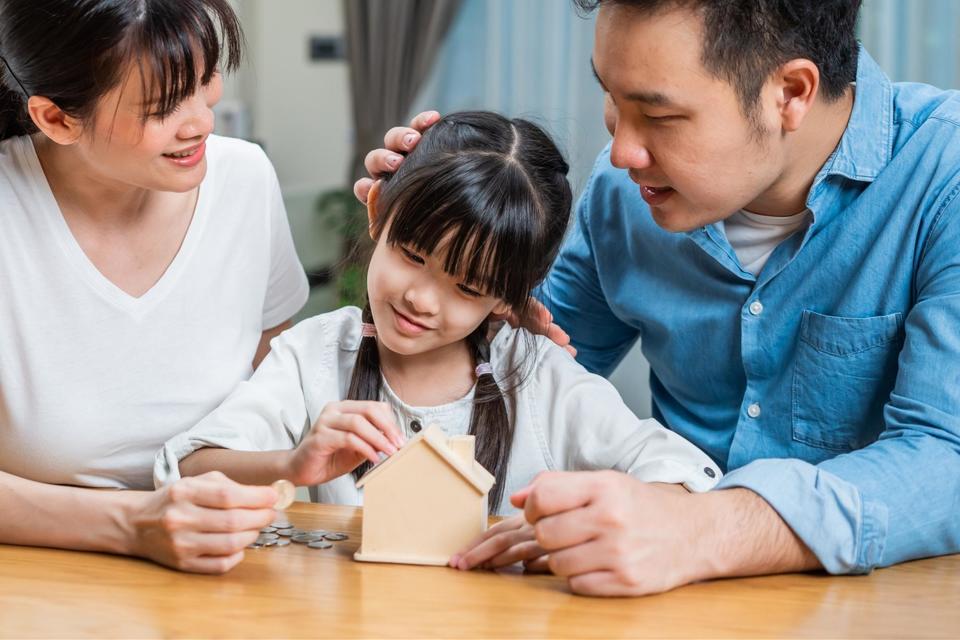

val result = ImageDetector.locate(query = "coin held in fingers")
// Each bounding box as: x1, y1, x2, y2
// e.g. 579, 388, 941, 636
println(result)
271, 479, 295, 510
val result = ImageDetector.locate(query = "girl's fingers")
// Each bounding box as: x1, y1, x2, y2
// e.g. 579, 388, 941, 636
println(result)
328, 413, 397, 457
333, 401, 405, 448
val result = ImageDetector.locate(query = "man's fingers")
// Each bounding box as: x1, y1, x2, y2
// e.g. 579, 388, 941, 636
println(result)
546, 538, 610, 578
409, 110, 441, 130
194, 505, 277, 534
354, 177, 374, 204
363, 148, 403, 179
182, 530, 261, 556
488, 540, 547, 569
522, 555, 552, 574
567, 570, 625, 597
455, 527, 533, 570
383, 126, 420, 152
521, 471, 599, 525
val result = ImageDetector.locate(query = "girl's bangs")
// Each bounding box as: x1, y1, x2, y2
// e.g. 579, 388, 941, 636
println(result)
382, 155, 543, 309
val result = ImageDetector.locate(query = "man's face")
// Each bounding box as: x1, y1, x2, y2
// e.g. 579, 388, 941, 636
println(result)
594, 3, 786, 231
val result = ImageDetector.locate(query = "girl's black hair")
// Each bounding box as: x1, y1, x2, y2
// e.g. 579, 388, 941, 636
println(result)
351, 111, 573, 512
0, 0, 243, 141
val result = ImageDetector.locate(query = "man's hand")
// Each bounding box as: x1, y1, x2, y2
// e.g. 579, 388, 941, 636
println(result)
497, 297, 575, 357
353, 110, 441, 204
512, 471, 821, 597
449, 514, 550, 573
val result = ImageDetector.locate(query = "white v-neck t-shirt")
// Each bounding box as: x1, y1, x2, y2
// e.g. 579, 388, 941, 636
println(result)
0, 134, 309, 489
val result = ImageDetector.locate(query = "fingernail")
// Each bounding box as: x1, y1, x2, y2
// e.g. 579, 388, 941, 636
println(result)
403, 133, 417, 147
387, 154, 401, 167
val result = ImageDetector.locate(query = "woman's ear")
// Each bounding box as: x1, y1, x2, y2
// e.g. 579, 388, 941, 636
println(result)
366, 180, 382, 239
27, 96, 83, 145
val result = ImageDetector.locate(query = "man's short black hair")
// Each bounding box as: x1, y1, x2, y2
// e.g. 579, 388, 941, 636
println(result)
576, 0, 861, 115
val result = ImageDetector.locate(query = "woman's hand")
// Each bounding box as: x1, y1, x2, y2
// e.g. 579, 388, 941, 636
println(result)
449, 514, 551, 573
284, 400, 405, 486
127, 471, 278, 574
353, 110, 441, 204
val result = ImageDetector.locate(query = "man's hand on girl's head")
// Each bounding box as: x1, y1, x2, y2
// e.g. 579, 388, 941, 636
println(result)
353, 111, 441, 204
498, 297, 576, 357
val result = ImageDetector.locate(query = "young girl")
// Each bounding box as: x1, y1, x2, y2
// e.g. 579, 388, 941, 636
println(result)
155, 111, 721, 569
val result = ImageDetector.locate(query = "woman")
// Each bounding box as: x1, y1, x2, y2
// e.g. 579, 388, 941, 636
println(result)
0, 0, 306, 573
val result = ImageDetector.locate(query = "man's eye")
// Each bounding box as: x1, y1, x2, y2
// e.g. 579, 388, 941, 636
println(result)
457, 284, 482, 297
401, 248, 425, 264
644, 113, 678, 122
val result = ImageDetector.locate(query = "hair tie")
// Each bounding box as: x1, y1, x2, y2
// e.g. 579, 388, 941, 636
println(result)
361, 323, 378, 338
475, 362, 493, 377
0, 55, 28, 96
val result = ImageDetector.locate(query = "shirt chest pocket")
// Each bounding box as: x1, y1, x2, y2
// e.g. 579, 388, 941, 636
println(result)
792, 310, 903, 452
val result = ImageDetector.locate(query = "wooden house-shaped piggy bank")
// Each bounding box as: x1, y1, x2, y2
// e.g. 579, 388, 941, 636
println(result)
354, 424, 495, 566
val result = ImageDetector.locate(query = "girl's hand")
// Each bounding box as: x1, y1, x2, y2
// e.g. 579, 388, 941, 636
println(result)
353, 111, 441, 204
128, 471, 278, 574
285, 400, 405, 486
449, 514, 551, 573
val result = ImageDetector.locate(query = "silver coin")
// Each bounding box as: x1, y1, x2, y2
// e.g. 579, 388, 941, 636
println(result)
247, 543, 263, 549
305, 530, 328, 536
276, 529, 295, 537
307, 540, 333, 550
323, 533, 348, 541
271, 479, 296, 510
270, 521, 292, 529
274, 538, 291, 547
258, 532, 279, 541
291, 533, 324, 544
259, 527, 277, 534
260, 538, 279, 547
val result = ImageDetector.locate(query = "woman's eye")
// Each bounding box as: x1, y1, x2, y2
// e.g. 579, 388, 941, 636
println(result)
401, 248, 425, 264
457, 284, 482, 297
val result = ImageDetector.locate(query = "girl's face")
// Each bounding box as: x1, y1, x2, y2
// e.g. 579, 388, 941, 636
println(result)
71, 60, 220, 193
366, 222, 511, 358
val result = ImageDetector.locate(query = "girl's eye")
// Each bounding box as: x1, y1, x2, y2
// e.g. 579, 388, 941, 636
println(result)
401, 247, 425, 264
457, 284, 483, 298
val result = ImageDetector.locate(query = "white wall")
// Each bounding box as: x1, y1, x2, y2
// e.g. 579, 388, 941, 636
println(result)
223, 0, 350, 275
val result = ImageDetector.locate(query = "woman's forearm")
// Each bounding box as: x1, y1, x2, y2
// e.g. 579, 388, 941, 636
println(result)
0, 470, 141, 554
178, 448, 291, 486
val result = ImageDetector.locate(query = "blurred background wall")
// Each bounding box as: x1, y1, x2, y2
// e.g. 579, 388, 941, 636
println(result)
221, 0, 960, 420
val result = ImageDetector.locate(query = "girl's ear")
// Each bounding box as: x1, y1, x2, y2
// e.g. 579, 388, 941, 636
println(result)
491, 300, 511, 317
366, 180, 382, 239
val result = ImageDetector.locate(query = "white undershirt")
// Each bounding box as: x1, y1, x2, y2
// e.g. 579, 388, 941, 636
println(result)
0, 134, 309, 489
722, 208, 812, 276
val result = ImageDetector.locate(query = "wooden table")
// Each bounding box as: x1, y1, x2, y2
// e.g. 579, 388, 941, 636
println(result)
2, 503, 959, 639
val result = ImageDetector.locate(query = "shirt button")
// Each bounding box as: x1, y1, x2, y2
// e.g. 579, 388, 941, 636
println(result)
410, 419, 422, 433
749, 300, 764, 316
704, 467, 716, 478
747, 403, 761, 418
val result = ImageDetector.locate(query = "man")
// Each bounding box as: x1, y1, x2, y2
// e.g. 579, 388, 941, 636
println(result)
356, 0, 960, 596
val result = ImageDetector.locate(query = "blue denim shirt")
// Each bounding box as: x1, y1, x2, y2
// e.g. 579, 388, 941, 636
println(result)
540, 48, 960, 574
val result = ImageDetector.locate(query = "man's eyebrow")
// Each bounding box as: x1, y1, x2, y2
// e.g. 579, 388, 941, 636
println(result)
590, 58, 680, 107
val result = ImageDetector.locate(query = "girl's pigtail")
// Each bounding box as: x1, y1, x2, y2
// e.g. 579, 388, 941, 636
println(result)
466, 321, 513, 513
350, 303, 383, 482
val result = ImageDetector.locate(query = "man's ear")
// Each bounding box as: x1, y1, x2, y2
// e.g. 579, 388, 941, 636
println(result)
366, 180, 382, 239
774, 58, 820, 133
27, 96, 83, 145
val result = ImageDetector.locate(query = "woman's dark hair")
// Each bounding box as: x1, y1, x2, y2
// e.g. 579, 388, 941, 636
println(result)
351, 111, 573, 512
0, 0, 243, 141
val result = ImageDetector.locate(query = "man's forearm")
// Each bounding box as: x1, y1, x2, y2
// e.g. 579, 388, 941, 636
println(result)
694, 487, 822, 579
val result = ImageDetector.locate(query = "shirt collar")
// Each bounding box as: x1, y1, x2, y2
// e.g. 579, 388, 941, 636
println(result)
816, 45, 894, 185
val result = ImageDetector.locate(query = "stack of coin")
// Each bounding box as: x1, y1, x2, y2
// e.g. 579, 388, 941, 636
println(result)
248, 523, 350, 551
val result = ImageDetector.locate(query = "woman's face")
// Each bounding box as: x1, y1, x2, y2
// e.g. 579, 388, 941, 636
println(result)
70, 60, 221, 193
